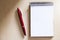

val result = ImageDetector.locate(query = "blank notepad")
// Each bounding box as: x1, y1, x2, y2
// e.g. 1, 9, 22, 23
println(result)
30, 2, 54, 37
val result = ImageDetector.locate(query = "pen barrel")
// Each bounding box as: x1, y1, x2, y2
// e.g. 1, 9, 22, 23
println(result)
19, 15, 24, 26
17, 8, 24, 26
19, 14, 26, 35
17, 8, 26, 35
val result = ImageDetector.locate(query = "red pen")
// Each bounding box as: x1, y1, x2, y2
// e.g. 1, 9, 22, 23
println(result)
17, 8, 26, 35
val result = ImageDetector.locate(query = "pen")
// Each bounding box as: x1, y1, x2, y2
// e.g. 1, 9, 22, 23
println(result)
17, 8, 26, 36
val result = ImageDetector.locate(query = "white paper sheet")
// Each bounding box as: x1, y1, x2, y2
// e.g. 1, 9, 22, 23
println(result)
30, 2, 54, 37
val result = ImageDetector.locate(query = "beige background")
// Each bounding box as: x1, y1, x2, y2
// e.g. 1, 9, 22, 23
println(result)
0, 0, 60, 40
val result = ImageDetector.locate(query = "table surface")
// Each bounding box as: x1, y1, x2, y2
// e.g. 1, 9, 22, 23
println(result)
0, 0, 60, 40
